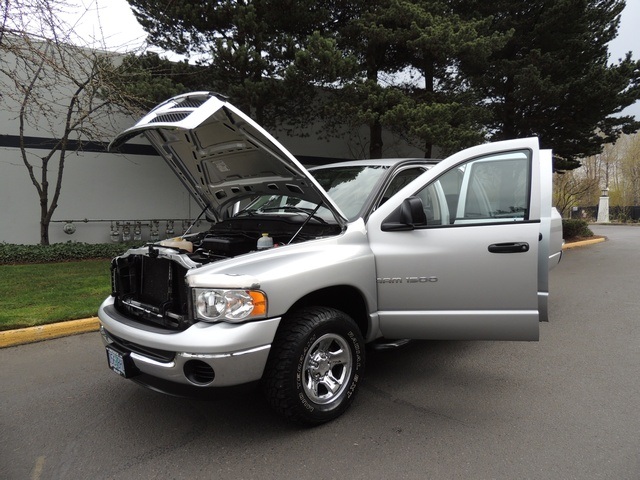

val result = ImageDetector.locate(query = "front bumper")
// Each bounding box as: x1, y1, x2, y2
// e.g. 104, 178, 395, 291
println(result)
98, 296, 281, 388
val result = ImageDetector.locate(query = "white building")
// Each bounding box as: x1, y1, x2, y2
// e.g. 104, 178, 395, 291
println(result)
0, 39, 424, 245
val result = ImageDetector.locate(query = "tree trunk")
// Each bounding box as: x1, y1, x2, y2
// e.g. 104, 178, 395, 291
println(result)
424, 141, 433, 158
422, 59, 435, 158
369, 119, 383, 159
39, 185, 50, 245
366, 42, 384, 159
40, 220, 50, 245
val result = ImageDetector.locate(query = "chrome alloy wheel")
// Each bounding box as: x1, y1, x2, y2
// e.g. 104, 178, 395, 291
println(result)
263, 307, 365, 424
302, 333, 353, 405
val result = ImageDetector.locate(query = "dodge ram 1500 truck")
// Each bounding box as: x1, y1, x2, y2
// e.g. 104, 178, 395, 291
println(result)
99, 92, 563, 424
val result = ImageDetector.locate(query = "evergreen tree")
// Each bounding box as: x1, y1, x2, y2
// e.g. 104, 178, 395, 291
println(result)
127, 0, 639, 165
320, 0, 413, 158
380, 0, 509, 157
126, 0, 506, 159
127, 0, 337, 127
453, 0, 640, 170
299, 0, 509, 158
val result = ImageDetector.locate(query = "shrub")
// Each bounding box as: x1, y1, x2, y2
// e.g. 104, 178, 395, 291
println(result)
0, 242, 143, 265
562, 219, 593, 240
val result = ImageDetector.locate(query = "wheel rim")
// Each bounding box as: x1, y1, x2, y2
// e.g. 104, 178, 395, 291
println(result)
302, 333, 353, 405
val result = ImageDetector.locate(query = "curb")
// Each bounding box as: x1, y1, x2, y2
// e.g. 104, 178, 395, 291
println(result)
0, 317, 100, 349
562, 237, 606, 249
0, 237, 606, 349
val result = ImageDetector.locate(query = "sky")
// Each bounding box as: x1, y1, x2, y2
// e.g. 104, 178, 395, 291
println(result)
68, 0, 640, 119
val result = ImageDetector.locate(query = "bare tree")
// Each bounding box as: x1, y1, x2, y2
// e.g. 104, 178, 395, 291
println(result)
553, 170, 599, 218
554, 132, 640, 220
0, 1, 157, 244
613, 133, 640, 207
1, 0, 67, 47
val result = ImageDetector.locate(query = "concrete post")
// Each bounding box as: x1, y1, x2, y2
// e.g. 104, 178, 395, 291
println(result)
597, 188, 610, 223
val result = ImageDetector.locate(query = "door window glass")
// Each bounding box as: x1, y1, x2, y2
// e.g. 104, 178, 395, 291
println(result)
417, 150, 531, 226
379, 167, 426, 206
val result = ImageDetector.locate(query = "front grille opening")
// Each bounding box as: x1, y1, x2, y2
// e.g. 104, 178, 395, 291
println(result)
111, 255, 191, 331
184, 360, 215, 385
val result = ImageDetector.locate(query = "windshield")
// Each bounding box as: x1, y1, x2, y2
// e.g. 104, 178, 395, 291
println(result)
235, 165, 389, 222
314, 165, 388, 218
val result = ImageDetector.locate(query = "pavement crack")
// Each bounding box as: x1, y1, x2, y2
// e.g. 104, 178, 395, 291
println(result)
363, 382, 470, 426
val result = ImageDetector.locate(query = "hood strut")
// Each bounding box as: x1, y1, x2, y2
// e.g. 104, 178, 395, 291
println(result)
287, 203, 324, 245
184, 205, 209, 237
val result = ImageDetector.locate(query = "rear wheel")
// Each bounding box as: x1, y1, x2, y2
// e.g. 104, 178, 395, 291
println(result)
262, 307, 365, 425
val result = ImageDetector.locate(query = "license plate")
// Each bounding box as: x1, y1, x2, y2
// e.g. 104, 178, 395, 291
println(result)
106, 345, 131, 377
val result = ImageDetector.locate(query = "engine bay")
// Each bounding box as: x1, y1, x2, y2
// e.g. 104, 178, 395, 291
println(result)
177, 215, 343, 265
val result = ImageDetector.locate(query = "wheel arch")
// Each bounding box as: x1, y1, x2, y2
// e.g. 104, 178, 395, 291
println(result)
287, 285, 370, 339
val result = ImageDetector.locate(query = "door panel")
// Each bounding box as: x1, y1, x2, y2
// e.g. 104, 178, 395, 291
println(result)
367, 138, 541, 341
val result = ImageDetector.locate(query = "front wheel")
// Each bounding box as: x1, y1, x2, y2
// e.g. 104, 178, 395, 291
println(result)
262, 307, 365, 425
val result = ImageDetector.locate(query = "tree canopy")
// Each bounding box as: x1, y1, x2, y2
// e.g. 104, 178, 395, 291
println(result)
454, 0, 640, 170
127, 0, 640, 167
310, 0, 509, 158
127, 0, 335, 127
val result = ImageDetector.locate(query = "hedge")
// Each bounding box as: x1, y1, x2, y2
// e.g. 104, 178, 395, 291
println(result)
0, 242, 143, 265
561, 219, 593, 240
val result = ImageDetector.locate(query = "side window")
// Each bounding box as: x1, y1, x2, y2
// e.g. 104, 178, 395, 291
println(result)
379, 167, 426, 205
417, 150, 530, 226
416, 183, 444, 225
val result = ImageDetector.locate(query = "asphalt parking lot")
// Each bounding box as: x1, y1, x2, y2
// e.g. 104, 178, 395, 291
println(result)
1, 225, 638, 480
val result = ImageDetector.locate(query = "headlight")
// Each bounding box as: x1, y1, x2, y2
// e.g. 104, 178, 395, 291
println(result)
193, 288, 267, 323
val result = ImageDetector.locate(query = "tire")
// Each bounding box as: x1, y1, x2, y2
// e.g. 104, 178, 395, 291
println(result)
262, 307, 365, 425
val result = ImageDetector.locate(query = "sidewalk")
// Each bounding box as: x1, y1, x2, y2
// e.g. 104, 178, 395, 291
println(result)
0, 237, 606, 349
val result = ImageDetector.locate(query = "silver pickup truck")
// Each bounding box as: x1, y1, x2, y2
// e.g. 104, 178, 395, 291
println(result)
99, 92, 563, 424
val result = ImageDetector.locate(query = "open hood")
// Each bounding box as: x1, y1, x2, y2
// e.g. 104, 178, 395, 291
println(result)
110, 92, 347, 223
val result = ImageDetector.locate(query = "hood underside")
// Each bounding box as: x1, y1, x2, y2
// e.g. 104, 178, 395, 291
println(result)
110, 92, 345, 222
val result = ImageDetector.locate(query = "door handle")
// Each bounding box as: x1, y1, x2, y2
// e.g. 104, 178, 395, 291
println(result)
488, 242, 529, 253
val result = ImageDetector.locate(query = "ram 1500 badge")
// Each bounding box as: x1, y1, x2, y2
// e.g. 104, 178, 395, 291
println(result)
99, 92, 563, 424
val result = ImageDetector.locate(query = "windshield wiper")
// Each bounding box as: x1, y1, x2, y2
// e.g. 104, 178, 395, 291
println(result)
257, 206, 328, 225
234, 209, 256, 217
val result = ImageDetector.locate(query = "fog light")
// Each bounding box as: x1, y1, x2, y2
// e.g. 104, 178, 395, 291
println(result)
184, 360, 215, 385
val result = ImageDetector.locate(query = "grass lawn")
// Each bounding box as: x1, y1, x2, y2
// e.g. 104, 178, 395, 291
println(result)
0, 260, 112, 331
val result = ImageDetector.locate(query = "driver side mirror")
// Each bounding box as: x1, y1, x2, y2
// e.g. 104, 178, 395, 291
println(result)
381, 197, 427, 231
